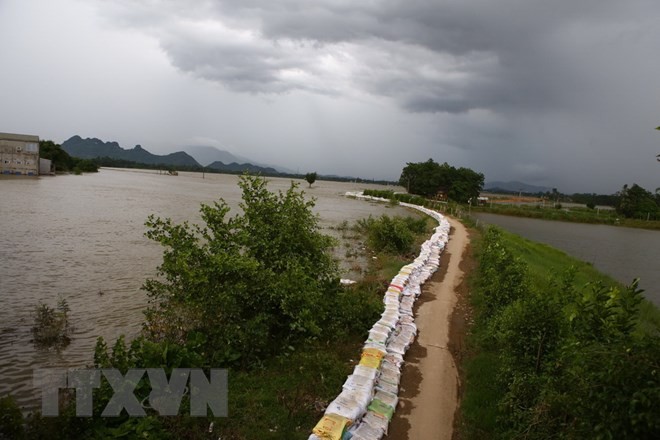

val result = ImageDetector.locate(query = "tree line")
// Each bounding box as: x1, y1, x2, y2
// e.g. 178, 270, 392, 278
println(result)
39, 140, 98, 174
397, 158, 659, 220
399, 159, 484, 204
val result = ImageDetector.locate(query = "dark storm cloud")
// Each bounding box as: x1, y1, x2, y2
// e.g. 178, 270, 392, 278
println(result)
4, 0, 657, 192
98, 0, 656, 119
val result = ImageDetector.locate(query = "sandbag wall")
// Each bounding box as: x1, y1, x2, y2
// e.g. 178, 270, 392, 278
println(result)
310, 192, 451, 440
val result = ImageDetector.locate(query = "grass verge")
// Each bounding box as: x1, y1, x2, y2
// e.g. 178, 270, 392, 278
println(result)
456, 225, 660, 439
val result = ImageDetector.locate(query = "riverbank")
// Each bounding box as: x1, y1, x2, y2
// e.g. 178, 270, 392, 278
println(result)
454, 224, 660, 438
471, 204, 660, 230
361, 188, 660, 231
470, 212, 660, 307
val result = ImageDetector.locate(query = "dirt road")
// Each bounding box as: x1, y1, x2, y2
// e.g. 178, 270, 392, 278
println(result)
388, 217, 469, 440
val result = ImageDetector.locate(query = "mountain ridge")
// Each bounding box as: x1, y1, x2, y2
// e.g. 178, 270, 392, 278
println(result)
62, 135, 201, 167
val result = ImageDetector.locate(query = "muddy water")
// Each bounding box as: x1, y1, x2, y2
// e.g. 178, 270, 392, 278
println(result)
0, 168, 410, 408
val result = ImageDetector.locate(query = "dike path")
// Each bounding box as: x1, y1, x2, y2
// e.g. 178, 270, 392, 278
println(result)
388, 217, 469, 440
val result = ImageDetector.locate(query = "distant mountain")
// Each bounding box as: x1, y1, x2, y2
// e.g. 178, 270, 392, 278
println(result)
206, 161, 279, 174
184, 145, 295, 173
484, 181, 552, 194
185, 145, 251, 167
62, 135, 200, 167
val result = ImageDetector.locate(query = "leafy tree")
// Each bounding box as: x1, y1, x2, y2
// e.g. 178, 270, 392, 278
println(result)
39, 140, 74, 171
398, 159, 484, 203
305, 171, 317, 188
616, 183, 659, 219
142, 175, 341, 367
39, 140, 98, 173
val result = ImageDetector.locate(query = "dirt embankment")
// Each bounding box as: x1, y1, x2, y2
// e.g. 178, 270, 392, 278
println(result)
388, 218, 471, 440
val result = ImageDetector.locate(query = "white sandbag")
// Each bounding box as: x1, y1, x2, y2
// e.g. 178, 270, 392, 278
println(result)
325, 391, 365, 421
343, 374, 375, 393
375, 381, 398, 395
374, 389, 398, 409
349, 421, 385, 440
353, 365, 378, 381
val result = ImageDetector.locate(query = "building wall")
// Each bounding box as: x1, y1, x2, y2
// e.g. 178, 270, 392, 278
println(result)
39, 158, 52, 175
0, 132, 40, 176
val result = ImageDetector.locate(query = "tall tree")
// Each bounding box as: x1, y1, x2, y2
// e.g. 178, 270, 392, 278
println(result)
616, 183, 659, 219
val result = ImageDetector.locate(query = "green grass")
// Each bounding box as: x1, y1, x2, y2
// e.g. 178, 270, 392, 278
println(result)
210, 339, 362, 439
459, 352, 502, 439
498, 229, 660, 336
498, 229, 618, 290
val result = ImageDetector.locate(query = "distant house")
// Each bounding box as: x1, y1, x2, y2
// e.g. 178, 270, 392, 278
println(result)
435, 189, 449, 201
0, 132, 40, 176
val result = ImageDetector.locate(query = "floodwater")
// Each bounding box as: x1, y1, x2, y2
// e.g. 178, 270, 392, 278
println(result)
473, 213, 660, 307
0, 168, 412, 409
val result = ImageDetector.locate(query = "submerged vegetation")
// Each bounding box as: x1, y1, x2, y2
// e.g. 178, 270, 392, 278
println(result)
2, 175, 434, 439
31, 296, 72, 348
457, 227, 660, 439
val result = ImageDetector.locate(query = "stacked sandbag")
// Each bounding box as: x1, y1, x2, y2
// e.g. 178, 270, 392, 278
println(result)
310, 193, 451, 440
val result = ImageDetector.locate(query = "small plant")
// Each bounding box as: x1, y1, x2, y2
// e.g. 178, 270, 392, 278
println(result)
32, 296, 72, 348
335, 220, 349, 231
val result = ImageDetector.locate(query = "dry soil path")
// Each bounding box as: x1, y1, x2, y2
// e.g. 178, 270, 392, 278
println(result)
388, 217, 469, 440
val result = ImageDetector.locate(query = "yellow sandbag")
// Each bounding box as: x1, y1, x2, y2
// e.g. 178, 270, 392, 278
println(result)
387, 287, 401, 295
312, 413, 351, 440
359, 347, 384, 369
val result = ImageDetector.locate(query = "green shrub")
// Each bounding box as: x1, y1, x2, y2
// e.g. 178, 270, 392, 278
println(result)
32, 296, 72, 347
393, 193, 428, 206
363, 215, 414, 254
476, 228, 529, 317
462, 227, 660, 439
0, 396, 25, 439
362, 189, 394, 199
402, 216, 428, 234
142, 175, 341, 367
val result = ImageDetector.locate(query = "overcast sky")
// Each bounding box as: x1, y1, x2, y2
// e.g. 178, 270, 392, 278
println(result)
1, 0, 659, 193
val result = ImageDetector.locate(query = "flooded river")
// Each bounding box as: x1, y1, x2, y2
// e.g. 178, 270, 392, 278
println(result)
473, 213, 660, 307
0, 168, 411, 408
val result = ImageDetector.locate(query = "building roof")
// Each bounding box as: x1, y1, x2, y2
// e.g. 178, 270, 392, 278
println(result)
0, 132, 40, 142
